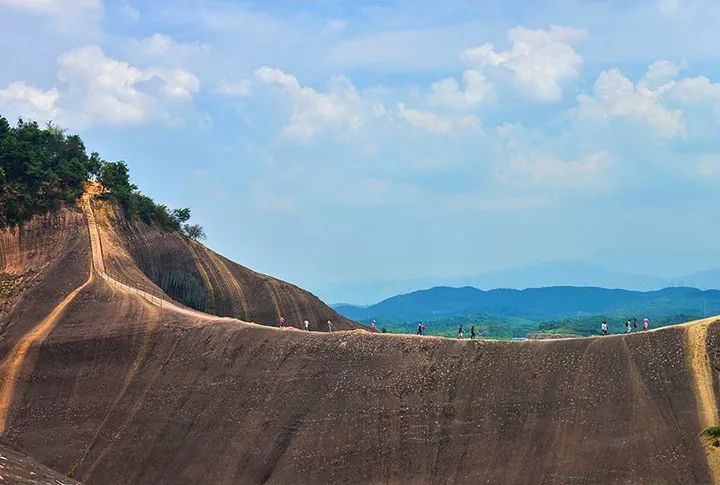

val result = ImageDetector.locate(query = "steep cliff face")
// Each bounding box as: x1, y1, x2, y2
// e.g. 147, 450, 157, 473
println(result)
91, 200, 360, 330
0, 207, 90, 343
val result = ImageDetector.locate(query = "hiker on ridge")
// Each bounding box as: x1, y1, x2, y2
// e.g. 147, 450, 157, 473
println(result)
642, 316, 649, 331
470, 325, 477, 340
327, 320, 334, 332
304, 320, 310, 331
633, 318, 638, 331
417, 322, 423, 335
371, 320, 377, 333
278, 315, 285, 328
601, 321, 608, 335
458, 324, 465, 339
625, 319, 631, 333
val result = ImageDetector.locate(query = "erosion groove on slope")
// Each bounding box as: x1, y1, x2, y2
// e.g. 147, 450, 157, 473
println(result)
0, 274, 92, 435
686, 320, 720, 484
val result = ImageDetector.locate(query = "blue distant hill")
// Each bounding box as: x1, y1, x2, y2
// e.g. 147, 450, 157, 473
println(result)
334, 286, 720, 321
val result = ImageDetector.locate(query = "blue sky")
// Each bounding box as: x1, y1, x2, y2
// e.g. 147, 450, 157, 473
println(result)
1, 0, 718, 303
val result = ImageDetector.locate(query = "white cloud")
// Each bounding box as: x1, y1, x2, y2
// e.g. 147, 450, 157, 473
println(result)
460, 25, 586, 101
577, 68, 684, 138
397, 103, 481, 134
125, 34, 208, 63
57, 45, 199, 125
427, 70, 495, 110
0, 0, 100, 13
146, 68, 200, 99
216, 79, 251, 97
642, 60, 679, 90
0, 0, 102, 31
499, 152, 610, 190
669, 76, 720, 103
0, 81, 60, 123
255, 66, 382, 142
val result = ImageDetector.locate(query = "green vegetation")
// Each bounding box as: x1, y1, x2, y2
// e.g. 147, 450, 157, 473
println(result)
358, 312, 702, 339
702, 426, 720, 438
0, 116, 205, 239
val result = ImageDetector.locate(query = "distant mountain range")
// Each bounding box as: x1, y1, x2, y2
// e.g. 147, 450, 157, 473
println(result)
334, 286, 720, 322
321, 261, 720, 305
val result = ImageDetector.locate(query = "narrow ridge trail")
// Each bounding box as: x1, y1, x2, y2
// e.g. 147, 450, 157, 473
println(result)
81, 193, 237, 324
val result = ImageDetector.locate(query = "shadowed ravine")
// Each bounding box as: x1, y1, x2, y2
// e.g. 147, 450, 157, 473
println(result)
0, 196, 718, 484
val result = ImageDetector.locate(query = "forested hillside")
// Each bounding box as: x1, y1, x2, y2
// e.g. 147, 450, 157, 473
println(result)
0, 116, 203, 238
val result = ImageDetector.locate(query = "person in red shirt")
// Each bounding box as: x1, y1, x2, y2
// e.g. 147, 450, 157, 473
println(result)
371, 320, 377, 333
278, 315, 285, 328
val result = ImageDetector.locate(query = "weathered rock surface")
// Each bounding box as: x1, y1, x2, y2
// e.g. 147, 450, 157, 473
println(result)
0, 202, 719, 484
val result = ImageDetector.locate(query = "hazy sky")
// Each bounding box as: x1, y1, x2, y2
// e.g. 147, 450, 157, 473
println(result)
1, 0, 718, 302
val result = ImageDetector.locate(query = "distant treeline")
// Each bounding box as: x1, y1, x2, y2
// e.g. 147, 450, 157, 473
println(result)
0, 116, 204, 239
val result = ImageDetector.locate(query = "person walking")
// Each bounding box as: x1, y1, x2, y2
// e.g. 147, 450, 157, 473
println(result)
304, 319, 310, 331
278, 315, 285, 328
327, 320, 333, 332
633, 318, 638, 331
601, 320, 608, 335
371, 320, 377, 333
470, 325, 476, 340
458, 324, 465, 339
642, 316, 649, 331
417, 322, 423, 335
625, 319, 631, 333
421, 322, 426, 335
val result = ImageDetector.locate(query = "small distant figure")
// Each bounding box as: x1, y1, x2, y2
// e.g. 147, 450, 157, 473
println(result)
642, 316, 649, 331
371, 320, 377, 333
417, 322, 423, 335
327, 320, 333, 332
458, 324, 465, 339
304, 320, 310, 331
625, 319, 631, 333
601, 320, 608, 335
470, 325, 476, 340
633, 318, 638, 331
278, 315, 285, 328
421, 322, 426, 335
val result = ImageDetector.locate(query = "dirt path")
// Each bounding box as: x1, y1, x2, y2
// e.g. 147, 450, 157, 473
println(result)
0, 274, 93, 435
686, 320, 720, 483
82, 194, 236, 324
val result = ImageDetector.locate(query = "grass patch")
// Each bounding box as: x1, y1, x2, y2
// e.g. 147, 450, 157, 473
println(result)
700, 426, 720, 438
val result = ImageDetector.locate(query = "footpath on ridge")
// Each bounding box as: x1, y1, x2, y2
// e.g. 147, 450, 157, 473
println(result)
81, 192, 238, 324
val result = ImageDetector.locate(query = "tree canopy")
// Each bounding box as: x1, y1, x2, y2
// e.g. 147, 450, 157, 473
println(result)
0, 115, 205, 240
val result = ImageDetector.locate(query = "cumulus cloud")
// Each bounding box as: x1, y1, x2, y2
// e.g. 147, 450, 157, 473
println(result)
397, 103, 481, 134
255, 66, 384, 142
427, 70, 495, 110
0, 81, 60, 123
577, 68, 684, 138
642, 60, 680, 90
460, 25, 586, 102
499, 152, 611, 190
57, 45, 199, 125
669, 76, 720, 103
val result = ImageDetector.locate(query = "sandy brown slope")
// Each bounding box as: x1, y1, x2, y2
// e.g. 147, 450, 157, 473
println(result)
0, 441, 82, 484
90, 200, 359, 331
1, 202, 720, 484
